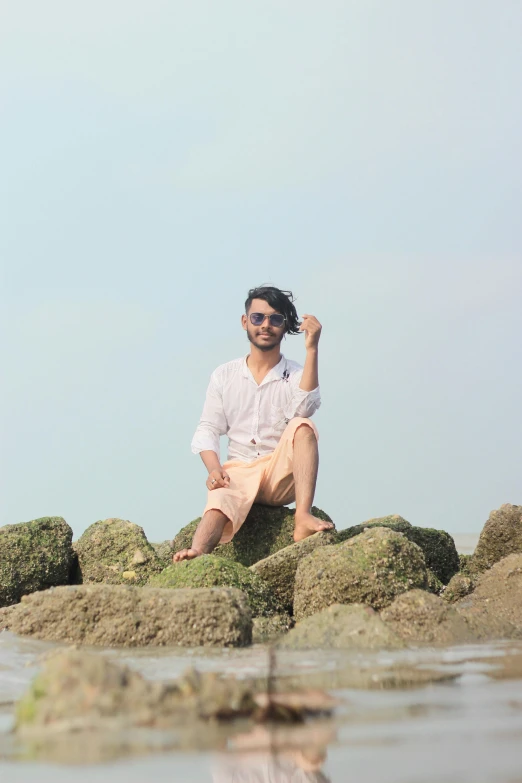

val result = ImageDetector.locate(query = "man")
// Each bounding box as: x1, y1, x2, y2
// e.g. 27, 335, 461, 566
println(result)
173, 285, 334, 562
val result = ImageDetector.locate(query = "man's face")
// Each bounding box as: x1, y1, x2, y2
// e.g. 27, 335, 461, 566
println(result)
242, 298, 285, 352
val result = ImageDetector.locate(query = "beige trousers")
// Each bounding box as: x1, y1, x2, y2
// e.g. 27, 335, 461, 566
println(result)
202, 417, 319, 544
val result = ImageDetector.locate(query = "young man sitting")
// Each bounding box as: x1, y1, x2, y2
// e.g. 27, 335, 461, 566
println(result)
173, 285, 333, 562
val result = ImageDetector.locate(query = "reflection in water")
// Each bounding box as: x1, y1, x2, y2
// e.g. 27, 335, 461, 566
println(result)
213, 725, 333, 783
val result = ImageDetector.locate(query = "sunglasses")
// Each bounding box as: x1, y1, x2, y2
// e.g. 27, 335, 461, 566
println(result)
249, 312, 286, 328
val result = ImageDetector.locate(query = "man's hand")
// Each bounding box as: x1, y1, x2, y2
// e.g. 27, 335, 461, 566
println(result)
206, 469, 230, 491
299, 314, 322, 350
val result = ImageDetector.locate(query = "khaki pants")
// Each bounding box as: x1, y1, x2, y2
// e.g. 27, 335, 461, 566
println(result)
202, 417, 319, 544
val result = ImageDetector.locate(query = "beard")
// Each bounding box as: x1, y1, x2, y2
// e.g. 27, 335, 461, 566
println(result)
246, 326, 284, 352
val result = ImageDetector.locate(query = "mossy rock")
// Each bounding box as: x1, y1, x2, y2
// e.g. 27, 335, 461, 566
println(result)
381, 589, 476, 645
471, 504, 522, 573
426, 568, 444, 596
293, 527, 428, 620
443, 573, 475, 603
337, 515, 459, 584
456, 554, 522, 641
0, 517, 74, 608
75, 518, 163, 586
4, 584, 252, 648
150, 540, 174, 567
279, 604, 405, 650
249, 531, 338, 613
172, 505, 333, 567
149, 556, 282, 617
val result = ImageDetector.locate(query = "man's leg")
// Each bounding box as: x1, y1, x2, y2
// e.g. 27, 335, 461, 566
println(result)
173, 509, 229, 562
292, 422, 334, 542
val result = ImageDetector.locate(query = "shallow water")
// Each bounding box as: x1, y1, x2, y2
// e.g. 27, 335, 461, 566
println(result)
1, 628, 522, 783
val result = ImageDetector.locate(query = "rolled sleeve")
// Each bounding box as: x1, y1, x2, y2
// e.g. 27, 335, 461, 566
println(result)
284, 371, 321, 419
191, 375, 227, 456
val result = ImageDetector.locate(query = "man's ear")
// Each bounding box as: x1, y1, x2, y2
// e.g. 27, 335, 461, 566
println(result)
241, 314, 248, 331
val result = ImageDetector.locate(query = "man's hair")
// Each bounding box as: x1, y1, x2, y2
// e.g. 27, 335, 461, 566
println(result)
245, 285, 301, 335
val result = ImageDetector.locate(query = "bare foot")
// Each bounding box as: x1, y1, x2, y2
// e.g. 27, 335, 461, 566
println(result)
293, 511, 334, 543
172, 547, 202, 563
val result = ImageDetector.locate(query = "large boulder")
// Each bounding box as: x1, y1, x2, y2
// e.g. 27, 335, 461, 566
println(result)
381, 589, 475, 645
0, 517, 74, 607
456, 553, 522, 640
337, 515, 459, 584
293, 527, 428, 621
2, 584, 252, 647
75, 518, 163, 586
471, 504, 522, 573
249, 531, 337, 612
149, 556, 283, 617
279, 604, 405, 650
172, 505, 333, 567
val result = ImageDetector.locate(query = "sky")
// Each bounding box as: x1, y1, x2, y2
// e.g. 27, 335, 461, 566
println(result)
1, 0, 521, 541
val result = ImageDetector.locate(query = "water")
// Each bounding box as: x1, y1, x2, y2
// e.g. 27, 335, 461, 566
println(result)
1, 630, 522, 782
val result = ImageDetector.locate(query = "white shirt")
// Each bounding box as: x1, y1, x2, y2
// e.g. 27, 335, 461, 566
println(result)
191, 354, 321, 463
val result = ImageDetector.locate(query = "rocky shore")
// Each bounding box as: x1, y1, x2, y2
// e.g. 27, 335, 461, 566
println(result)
1, 504, 521, 649
0, 503, 521, 749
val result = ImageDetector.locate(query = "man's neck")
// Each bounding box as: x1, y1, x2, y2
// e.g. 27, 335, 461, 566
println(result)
246, 345, 282, 383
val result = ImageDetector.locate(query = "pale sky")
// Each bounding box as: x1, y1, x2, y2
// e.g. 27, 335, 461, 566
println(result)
2, 0, 521, 541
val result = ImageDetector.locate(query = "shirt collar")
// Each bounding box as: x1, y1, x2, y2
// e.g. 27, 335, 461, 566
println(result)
242, 354, 288, 382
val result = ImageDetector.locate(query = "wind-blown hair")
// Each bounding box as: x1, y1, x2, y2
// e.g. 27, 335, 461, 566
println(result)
245, 285, 301, 335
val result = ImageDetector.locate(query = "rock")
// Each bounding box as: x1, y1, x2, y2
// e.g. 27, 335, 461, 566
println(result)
75, 518, 163, 586
443, 573, 475, 603
293, 527, 428, 621
426, 569, 444, 595
15, 649, 258, 735
0, 517, 74, 608
337, 515, 459, 584
172, 505, 333, 568
456, 553, 522, 640
459, 554, 476, 576
249, 531, 337, 612
150, 540, 174, 566
279, 604, 405, 650
3, 584, 252, 647
381, 589, 475, 645
471, 504, 522, 573
252, 613, 293, 644
149, 556, 283, 617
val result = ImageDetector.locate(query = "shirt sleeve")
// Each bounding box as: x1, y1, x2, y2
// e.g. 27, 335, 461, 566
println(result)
191, 373, 228, 456
283, 369, 321, 419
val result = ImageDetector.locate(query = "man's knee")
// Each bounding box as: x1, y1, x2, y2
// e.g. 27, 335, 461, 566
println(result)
289, 417, 319, 440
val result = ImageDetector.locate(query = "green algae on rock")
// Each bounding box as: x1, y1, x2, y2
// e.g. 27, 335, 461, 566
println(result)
150, 540, 174, 567
471, 504, 522, 573
456, 553, 522, 640
279, 603, 405, 650
443, 572, 476, 603
2, 584, 252, 647
249, 531, 338, 612
381, 589, 475, 645
171, 505, 333, 568
75, 518, 163, 586
0, 517, 74, 608
293, 527, 428, 621
337, 515, 459, 584
149, 556, 283, 617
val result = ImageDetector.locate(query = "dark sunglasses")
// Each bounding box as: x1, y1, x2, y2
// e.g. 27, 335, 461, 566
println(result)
249, 312, 286, 328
